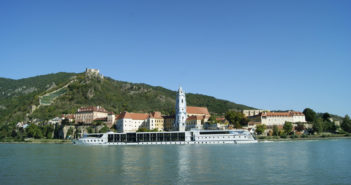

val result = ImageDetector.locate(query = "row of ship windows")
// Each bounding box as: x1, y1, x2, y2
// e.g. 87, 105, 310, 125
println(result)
198, 136, 246, 139
83, 139, 103, 143
124, 125, 163, 127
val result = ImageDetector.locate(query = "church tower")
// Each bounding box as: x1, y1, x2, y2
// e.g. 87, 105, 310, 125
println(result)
175, 86, 187, 131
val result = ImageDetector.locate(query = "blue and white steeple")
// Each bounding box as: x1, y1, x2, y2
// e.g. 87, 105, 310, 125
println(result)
175, 86, 187, 131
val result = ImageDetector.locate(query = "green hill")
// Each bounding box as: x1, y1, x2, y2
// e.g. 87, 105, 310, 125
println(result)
0, 71, 253, 125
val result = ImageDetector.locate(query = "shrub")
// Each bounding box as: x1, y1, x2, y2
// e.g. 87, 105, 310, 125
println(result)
280, 132, 287, 138
256, 124, 267, 135
290, 135, 298, 139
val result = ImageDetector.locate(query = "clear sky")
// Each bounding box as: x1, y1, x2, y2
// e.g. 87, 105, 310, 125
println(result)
0, 0, 350, 116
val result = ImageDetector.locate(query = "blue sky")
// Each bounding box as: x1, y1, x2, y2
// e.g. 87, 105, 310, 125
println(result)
0, 0, 350, 116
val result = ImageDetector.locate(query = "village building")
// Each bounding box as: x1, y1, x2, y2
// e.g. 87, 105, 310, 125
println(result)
215, 117, 228, 124
47, 117, 61, 125
148, 111, 164, 131
74, 106, 108, 124
116, 111, 164, 132
163, 106, 211, 131
242, 109, 264, 117
261, 111, 306, 126
163, 115, 175, 131
106, 112, 116, 128
61, 114, 75, 123
187, 106, 211, 122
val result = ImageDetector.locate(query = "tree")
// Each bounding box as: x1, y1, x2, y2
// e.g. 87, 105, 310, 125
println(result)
87, 127, 93, 133
313, 118, 323, 133
256, 124, 266, 135
295, 122, 305, 132
208, 115, 217, 124
322, 113, 331, 122
225, 111, 248, 128
272, 125, 279, 136
283, 122, 293, 135
26, 124, 43, 139
303, 108, 316, 122
323, 120, 336, 133
66, 127, 74, 139
0, 125, 10, 140
341, 115, 351, 133
92, 120, 104, 126
42, 125, 54, 139
137, 128, 148, 132
99, 126, 110, 133
75, 129, 81, 139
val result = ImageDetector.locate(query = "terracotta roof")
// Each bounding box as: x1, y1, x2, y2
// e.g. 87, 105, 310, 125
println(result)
187, 106, 210, 115
62, 114, 75, 119
149, 111, 163, 119
117, 112, 149, 120
77, 106, 108, 113
261, 111, 304, 117
187, 115, 205, 121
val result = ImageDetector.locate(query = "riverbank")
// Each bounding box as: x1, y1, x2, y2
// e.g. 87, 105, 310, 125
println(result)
0, 138, 72, 144
2, 134, 351, 144
258, 133, 351, 142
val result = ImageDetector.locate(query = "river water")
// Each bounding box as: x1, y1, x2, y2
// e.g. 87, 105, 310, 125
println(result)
0, 139, 350, 185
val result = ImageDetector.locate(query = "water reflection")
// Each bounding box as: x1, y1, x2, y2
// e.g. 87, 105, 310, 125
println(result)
1, 140, 351, 185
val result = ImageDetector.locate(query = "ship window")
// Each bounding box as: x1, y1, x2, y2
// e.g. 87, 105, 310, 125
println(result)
157, 133, 164, 141
164, 133, 171, 141
151, 133, 157, 141
179, 133, 185, 141
171, 133, 178, 141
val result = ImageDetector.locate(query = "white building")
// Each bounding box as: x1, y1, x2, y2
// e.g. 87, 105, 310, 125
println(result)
85, 68, 104, 79
242, 110, 264, 117
48, 117, 61, 125
116, 111, 164, 132
261, 111, 306, 126
175, 86, 187, 131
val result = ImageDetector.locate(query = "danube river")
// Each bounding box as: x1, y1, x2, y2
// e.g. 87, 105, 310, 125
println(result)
1, 139, 350, 185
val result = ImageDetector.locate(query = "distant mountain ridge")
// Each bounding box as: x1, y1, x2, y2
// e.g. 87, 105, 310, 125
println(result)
0, 71, 254, 125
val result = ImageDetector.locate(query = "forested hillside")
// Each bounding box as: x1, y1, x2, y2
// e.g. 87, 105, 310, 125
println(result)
0, 71, 253, 125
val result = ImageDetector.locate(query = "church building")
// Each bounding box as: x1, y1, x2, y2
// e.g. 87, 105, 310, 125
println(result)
174, 86, 187, 131
168, 86, 211, 131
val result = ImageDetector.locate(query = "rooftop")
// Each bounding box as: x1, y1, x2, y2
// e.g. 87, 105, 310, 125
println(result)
187, 106, 210, 115
77, 106, 108, 113
261, 111, 304, 117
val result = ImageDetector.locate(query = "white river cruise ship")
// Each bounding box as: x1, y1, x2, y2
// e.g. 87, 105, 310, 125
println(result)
73, 130, 257, 145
